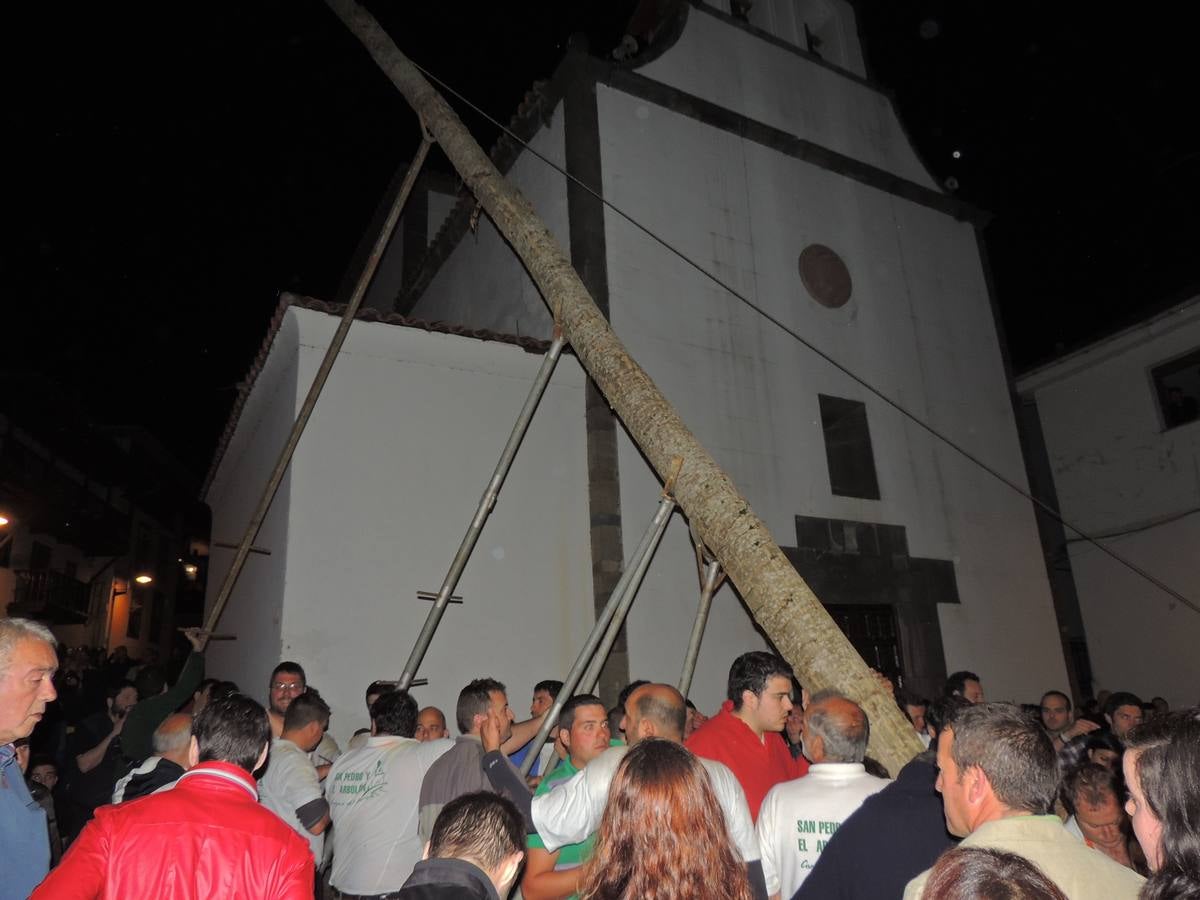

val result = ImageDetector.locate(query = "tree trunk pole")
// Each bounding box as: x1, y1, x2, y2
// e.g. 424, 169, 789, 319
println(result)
324, 0, 923, 774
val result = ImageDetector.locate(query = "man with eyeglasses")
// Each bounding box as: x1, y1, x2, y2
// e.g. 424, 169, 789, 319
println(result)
268, 662, 340, 780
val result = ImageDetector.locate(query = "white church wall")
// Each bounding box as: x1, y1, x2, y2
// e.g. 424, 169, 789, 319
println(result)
638, 5, 937, 190
1018, 301, 1200, 708
203, 315, 300, 695
274, 308, 593, 748
599, 84, 1068, 708
745, 0, 866, 77
409, 109, 568, 339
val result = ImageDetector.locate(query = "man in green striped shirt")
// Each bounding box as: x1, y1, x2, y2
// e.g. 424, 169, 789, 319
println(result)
521, 694, 612, 900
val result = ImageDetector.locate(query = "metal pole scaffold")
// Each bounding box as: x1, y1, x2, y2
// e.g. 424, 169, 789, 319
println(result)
518, 494, 676, 777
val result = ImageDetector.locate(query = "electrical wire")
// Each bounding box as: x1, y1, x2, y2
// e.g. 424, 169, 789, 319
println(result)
406, 58, 1200, 616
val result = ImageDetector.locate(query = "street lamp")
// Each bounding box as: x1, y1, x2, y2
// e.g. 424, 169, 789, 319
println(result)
134, 574, 154, 585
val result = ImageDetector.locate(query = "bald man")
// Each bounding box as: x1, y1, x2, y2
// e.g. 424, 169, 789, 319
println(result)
415, 706, 448, 742
112, 713, 193, 803
755, 691, 890, 899
480, 683, 768, 900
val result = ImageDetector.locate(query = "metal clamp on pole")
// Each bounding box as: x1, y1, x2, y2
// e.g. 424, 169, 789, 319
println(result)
416, 591, 463, 605
396, 329, 568, 690
519, 494, 676, 777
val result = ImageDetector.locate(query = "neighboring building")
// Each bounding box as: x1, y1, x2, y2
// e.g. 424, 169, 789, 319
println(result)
1016, 295, 1200, 709
0, 379, 206, 658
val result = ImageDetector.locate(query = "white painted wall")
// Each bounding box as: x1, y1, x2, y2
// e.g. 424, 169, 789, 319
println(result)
640, 5, 937, 190
745, 0, 867, 77
202, 314, 299, 697
206, 308, 594, 748
599, 84, 1067, 707
1017, 300, 1200, 708
409, 109, 568, 339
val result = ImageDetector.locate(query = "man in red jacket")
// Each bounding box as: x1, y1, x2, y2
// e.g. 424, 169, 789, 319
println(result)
33, 694, 313, 899
685, 651, 808, 821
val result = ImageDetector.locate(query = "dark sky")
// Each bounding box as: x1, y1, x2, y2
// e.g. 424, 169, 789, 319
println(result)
6, 1, 1198, 480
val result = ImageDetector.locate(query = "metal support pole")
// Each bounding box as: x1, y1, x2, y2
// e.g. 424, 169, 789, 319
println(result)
678, 559, 722, 699
579, 501, 675, 697
518, 495, 676, 776
201, 133, 435, 646
396, 330, 568, 690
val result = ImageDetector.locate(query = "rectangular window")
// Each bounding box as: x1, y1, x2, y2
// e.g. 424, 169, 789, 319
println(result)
1151, 349, 1200, 431
819, 395, 880, 500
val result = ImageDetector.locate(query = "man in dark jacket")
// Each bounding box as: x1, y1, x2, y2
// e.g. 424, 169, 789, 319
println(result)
398, 791, 525, 900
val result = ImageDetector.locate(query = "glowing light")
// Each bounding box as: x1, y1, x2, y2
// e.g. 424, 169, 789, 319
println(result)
952, 150, 962, 159
0, 515, 8, 527
134, 574, 154, 585
183, 564, 199, 577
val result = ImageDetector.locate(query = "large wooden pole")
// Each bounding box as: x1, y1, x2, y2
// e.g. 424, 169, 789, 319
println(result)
324, 0, 923, 774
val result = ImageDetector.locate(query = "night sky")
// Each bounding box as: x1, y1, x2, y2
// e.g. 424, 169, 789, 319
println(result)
6, 1, 1197, 481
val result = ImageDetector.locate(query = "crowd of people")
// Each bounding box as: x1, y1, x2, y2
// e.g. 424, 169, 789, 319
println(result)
2, 616, 1198, 900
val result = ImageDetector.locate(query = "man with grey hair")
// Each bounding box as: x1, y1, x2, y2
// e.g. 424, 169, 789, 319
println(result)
112, 712, 193, 803
755, 690, 889, 898
0, 617, 58, 898
903, 701, 1144, 899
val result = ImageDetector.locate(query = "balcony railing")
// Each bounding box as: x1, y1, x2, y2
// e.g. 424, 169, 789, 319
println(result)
10, 569, 90, 622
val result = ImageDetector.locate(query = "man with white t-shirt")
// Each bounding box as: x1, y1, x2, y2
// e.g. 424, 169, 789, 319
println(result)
326, 690, 453, 896
259, 691, 332, 867
756, 691, 889, 899
480, 682, 769, 900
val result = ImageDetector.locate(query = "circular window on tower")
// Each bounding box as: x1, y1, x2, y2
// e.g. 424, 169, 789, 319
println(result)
798, 244, 852, 309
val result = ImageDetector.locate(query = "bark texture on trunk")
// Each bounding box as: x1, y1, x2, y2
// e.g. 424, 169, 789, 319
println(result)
324, 0, 924, 774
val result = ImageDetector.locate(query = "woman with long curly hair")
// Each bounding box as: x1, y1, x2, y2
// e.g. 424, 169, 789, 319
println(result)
1123, 709, 1200, 899
577, 738, 753, 900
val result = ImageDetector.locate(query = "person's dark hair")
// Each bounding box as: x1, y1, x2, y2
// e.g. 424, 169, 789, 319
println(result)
926, 694, 971, 740
1040, 690, 1071, 711
633, 687, 687, 739
558, 694, 605, 733
196, 677, 220, 698
534, 680, 564, 699
1060, 762, 1121, 817
210, 680, 240, 703
28, 753, 55, 774
283, 690, 330, 733
1104, 691, 1144, 719
372, 690, 419, 738
1125, 710, 1200, 899
943, 671, 981, 699
429, 791, 524, 872
365, 680, 393, 706
726, 651, 793, 710
617, 680, 650, 710
947, 703, 1057, 814
456, 678, 506, 734
578, 739, 753, 900
270, 661, 306, 686
922, 847, 1069, 900
607, 705, 624, 737
192, 694, 271, 772
898, 691, 930, 720
134, 665, 166, 700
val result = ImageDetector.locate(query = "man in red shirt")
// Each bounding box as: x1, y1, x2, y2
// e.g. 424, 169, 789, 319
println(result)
33, 694, 313, 899
686, 651, 808, 820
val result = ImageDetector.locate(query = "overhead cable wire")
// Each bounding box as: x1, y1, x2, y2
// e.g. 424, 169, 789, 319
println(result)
406, 59, 1200, 616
